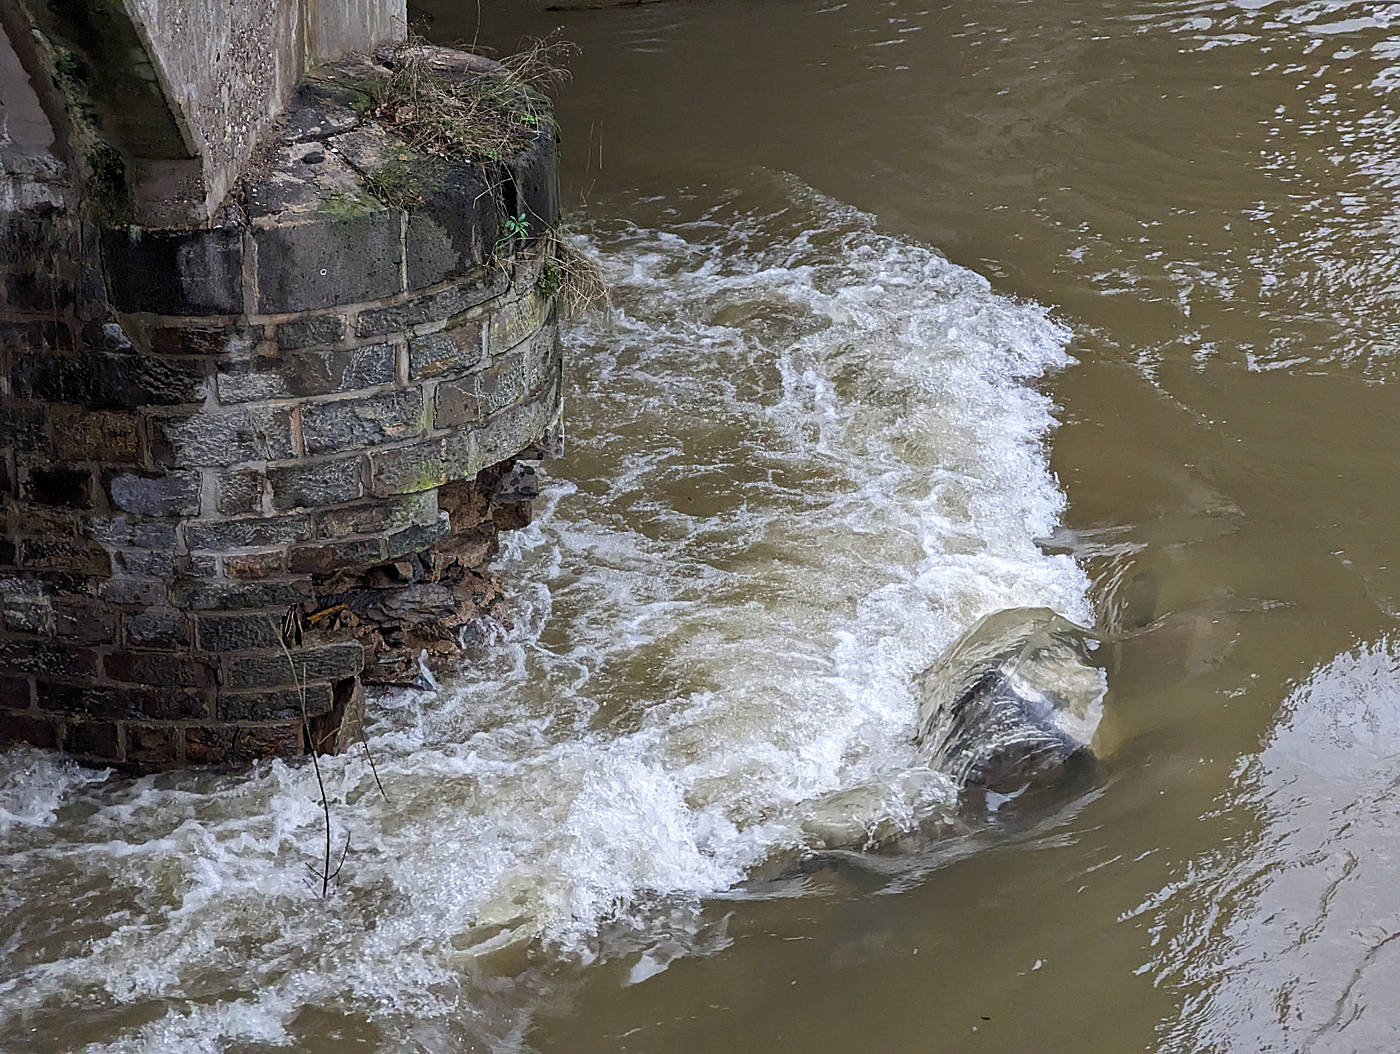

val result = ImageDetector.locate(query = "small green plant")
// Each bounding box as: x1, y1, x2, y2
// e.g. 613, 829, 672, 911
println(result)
502, 212, 531, 239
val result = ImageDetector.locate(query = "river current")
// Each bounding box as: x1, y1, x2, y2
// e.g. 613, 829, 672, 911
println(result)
6, 0, 1400, 1050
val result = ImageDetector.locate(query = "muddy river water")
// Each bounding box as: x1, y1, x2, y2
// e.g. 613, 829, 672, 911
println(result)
5, 0, 1400, 1050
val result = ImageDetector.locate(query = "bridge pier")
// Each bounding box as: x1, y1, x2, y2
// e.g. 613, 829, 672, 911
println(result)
0, 3, 564, 768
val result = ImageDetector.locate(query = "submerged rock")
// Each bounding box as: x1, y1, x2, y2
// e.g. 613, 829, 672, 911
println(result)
914, 606, 1105, 811
790, 607, 1106, 857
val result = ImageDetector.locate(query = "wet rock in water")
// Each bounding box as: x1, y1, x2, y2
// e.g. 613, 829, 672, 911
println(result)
914, 606, 1105, 811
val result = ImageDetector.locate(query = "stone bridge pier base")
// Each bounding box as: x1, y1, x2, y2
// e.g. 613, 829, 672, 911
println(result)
0, 1, 564, 768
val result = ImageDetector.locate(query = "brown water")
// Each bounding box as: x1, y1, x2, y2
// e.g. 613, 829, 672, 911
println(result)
4, 1, 1400, 1051
428, 1, 1400, 1049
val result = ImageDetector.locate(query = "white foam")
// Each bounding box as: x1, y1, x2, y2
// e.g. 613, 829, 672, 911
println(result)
0, 177, 1089, 1051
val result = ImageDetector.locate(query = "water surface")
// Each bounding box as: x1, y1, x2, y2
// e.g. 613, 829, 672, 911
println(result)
5, 0, 1400, 1049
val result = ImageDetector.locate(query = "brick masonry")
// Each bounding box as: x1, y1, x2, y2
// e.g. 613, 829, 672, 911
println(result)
0, 48, 564, 770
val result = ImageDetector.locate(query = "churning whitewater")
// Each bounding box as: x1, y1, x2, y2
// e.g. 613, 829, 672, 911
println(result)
0, 178, 1091, 1051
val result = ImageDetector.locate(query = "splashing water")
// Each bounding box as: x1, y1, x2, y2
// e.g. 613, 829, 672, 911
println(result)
0, 176, 1090, 1051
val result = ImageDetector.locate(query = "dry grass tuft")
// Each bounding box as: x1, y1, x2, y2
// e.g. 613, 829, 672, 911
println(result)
363, 35, 574, 165
537, 226, 611, 317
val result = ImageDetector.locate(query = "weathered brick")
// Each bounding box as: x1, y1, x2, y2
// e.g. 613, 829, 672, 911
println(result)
268, 456, 364, 511
2, 578, 53, 635
169, 577, 310, 611
385, 513, 451, 559
287, 536, 386, 574
300, 388, 425, 455
0, 711, 55, 749
149, 405, 296, 468
508, 121, 561, 238
217, 343, 396, 403
195, 611, 285, 652
108, 470, 202, 517
216, 469, 265, 516
314, 491, 437, 538
12, 351, 207, 409
226, 640, 364, 689
52, 599, 118, 643
38, 681, 209, 721
355, 268, 509, 337
223, 549, 287, 579
218, 685, 334, 721
103, 226, 243, 315
19, 537, 111, 576
185, 514, 311, 551
104, 650, 216, 688
404, 161, 499, 289
0, 406, 47, 452
125, 607, 189, 648
367, 437, 448, 496
98, 577, 166, 607
409, 318, 484, 380
124, 724, 182, 767
276, 314, 347, 349
52, 409, 140, 463
87, 516, 177, 550
151, 324, 256, 357
3, 270, 74, 312
487, 290, 548, 356
113, 548, 177, 578
472, 379, 561, 470
0, 676, 32, 709
185, 720, 304, 762
63, 720, 120, 758
22, 466, 93, 509
255, 211, 405, 313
